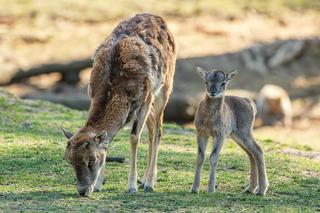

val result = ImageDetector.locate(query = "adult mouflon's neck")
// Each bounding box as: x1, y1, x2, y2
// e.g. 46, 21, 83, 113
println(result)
204, 94, 225, 112
84, 93, 131, 139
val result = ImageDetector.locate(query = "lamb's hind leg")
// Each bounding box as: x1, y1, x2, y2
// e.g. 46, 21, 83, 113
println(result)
191, 134, 208, 193
231, 134, 258, 194
128, 97, 152, 194
234, 133, 269, 196
251, 138, 269, 196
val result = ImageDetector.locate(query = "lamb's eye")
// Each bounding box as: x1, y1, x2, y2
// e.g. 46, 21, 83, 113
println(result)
221, 82, 226, 87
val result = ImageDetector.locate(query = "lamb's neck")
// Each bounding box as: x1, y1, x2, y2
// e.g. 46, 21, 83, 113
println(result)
205, 94, 225, 113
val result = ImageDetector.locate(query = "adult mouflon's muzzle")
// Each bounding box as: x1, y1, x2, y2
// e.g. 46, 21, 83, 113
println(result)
77, 184, 94, 197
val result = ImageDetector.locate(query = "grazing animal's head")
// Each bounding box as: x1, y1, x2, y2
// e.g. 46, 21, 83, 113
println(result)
196, 67, 238, 98
61, 128, 109, 197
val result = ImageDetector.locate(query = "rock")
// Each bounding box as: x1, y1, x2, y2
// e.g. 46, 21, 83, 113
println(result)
164, 92, 203, 123
256, 84, 293, 127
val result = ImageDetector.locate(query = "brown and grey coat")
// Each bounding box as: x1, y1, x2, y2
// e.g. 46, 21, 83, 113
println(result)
62, 13, 177, 196
191, 67, 269, 196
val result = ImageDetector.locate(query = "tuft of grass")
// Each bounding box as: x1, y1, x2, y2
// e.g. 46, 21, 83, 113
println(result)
0, 89, 319, 212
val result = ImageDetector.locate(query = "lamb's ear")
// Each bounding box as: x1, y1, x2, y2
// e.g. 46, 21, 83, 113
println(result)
94, 131, 109, 146
61, 128, 73, 139
227, 70, 238, 81
196, 67, 208, 81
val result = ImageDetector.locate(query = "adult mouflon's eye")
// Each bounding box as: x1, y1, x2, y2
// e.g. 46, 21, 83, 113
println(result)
88, 157, 96, 167
221, 82, 226, 87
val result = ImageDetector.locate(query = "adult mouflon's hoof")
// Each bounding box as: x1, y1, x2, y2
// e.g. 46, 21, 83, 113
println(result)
255, 190, 267, 196
138, 183, 145, 189
244, 186, 258, 194
144, 186, 154, 193
255, 187, 268, 196
190, 189, 199, 194
190, 186, 199, 193
128, 188, 137, 194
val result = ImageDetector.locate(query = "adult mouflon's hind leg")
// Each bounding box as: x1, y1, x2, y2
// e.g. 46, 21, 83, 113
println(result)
191, 134, 208, 193
143, 110, 163, 192
139, 111, 155, 190
143, 93, 168, 192
128, 95, 153, 194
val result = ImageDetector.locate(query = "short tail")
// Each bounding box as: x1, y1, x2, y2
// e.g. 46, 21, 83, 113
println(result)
250, 99, 257, 117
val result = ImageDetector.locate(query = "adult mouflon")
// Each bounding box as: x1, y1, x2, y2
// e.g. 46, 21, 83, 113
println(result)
61, 13, 177, 196
191, 67, 269, 196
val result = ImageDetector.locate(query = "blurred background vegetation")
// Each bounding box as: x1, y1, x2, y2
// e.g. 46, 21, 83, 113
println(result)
2, 0, 320, 20
0, 0, 320, 149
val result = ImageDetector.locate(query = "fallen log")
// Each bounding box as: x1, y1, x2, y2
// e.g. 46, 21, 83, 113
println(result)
3, 38, 320, 123
1, 38, 318, 87
1, 58, 92, 85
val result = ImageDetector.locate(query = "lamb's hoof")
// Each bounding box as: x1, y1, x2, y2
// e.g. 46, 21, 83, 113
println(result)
207, 188, 216, 193
138, 183, 145, 189
144, 186, 154, 193
128, 188, 137, 194
93, 188, 101, 192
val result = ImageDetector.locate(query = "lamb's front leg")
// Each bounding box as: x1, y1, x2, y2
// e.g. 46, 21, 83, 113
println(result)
191, 134, 208, 193
208, 133, 225, 193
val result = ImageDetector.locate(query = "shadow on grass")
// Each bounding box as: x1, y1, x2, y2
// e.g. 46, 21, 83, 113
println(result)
0, 176, 318, 211
101, 186, 318, 211
0, 190, 76, 202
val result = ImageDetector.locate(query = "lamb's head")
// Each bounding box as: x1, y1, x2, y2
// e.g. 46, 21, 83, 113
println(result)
196, 67, 238, 98
61, 128, 109, 197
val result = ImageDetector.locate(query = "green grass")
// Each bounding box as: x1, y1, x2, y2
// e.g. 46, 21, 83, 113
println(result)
0, 90, 319, 212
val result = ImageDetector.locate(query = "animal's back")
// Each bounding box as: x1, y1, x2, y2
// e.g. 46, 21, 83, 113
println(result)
225, 96, 256, 130
89, 13, 177, 98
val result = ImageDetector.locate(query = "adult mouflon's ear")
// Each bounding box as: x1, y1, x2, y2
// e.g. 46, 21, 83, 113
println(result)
94, 131, 109, 146
227, 70, 238, 81
61, 128, 73, 139
196, 67, 208, 81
